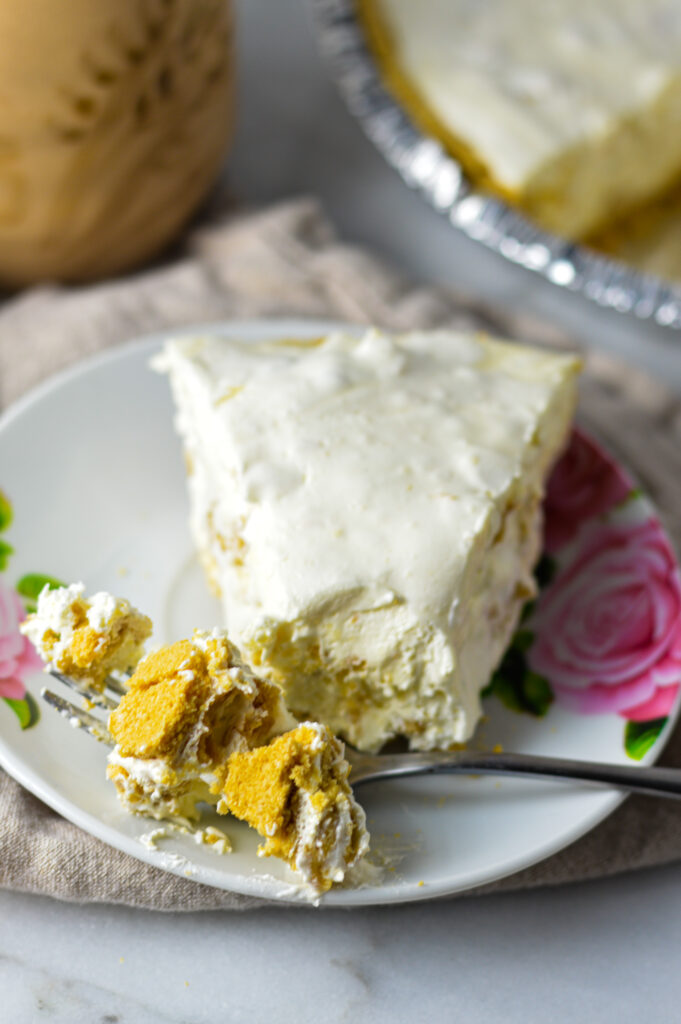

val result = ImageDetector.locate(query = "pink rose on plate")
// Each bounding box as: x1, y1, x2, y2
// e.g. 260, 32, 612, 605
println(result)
529, 518, 681, 719
0, 579, 41, 701
544, 430, 631, 553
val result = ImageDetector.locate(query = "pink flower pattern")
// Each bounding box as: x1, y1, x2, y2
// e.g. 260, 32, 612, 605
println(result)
530, 519, 681, 720
0, 578, 41, 701
544, 430, 631, 553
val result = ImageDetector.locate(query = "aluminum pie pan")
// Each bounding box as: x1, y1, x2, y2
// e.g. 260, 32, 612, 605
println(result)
311, 0, 681, 330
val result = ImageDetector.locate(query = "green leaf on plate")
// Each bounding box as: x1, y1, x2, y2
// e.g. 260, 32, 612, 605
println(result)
624, 718, 667, 761
618, 488, 643, 508
3, 693, 40, 729
484, 670, 554, 718
513, 629, 534, 653
0, 490, 12, 532
483, 674, 525, 714
521, 672, 554, 717
482, 629, 554, 718
498, 643, 527, 684
15, 573, 66, 602
535, 553, 557, 590
520, 599, 536, 624
0, 539, 13, 571
483, 556, 556, 716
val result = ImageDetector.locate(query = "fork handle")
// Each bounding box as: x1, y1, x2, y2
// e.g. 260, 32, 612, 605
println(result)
351, 750, 681, 799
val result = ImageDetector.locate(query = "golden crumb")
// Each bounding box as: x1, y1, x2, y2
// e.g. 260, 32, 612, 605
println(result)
109, 642, 210, 759
214, 385, 244, 406
220, 724, 326, 864
22, 585, 152, 691
106, 630, 295, 825
109, 634, 284, 762
221, 723, 367, 892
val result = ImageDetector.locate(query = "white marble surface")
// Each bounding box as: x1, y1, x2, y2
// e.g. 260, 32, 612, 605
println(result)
4, 863, 681, 1022
4, 0, 681, 1020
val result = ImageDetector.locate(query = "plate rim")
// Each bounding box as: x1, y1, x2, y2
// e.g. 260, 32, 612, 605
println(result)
1, 315, 679, 907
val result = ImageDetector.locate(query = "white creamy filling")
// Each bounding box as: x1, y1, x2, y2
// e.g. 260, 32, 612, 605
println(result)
290, 729, 369, 888
293, 790, 352, 886
193, 826, 231, 855
107, 750, 217, 821
86, 591, 119, 633
140, 827, 171, 850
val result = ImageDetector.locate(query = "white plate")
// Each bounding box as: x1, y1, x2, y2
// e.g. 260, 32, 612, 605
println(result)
1, 318, 679, 906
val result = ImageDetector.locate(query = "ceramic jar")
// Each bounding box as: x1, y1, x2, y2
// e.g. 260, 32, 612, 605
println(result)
0, 0, 234, 284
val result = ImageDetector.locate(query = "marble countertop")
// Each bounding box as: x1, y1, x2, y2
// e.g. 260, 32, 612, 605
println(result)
4, 864, 681, 1023
4, 1, 681, 1020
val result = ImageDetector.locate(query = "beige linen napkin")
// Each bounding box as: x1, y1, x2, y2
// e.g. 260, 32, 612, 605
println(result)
2, 198, 681, 910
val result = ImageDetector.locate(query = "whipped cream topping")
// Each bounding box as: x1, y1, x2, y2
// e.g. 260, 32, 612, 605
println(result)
155, 329, 577, 633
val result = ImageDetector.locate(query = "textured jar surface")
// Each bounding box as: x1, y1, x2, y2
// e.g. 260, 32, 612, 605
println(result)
0, 0, 234, 284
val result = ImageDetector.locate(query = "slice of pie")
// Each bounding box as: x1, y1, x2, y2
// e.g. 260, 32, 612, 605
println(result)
154, 327, 580, 752
358, 0, 681, 241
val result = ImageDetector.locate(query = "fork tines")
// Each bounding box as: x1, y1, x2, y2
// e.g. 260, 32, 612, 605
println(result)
42, 667, 128, 744
101, 674, 128, 697
48, 670, 120, 711
41, 688, 113, 745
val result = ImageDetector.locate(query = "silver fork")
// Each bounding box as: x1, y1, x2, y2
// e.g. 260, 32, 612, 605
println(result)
41, 675, 681, 799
